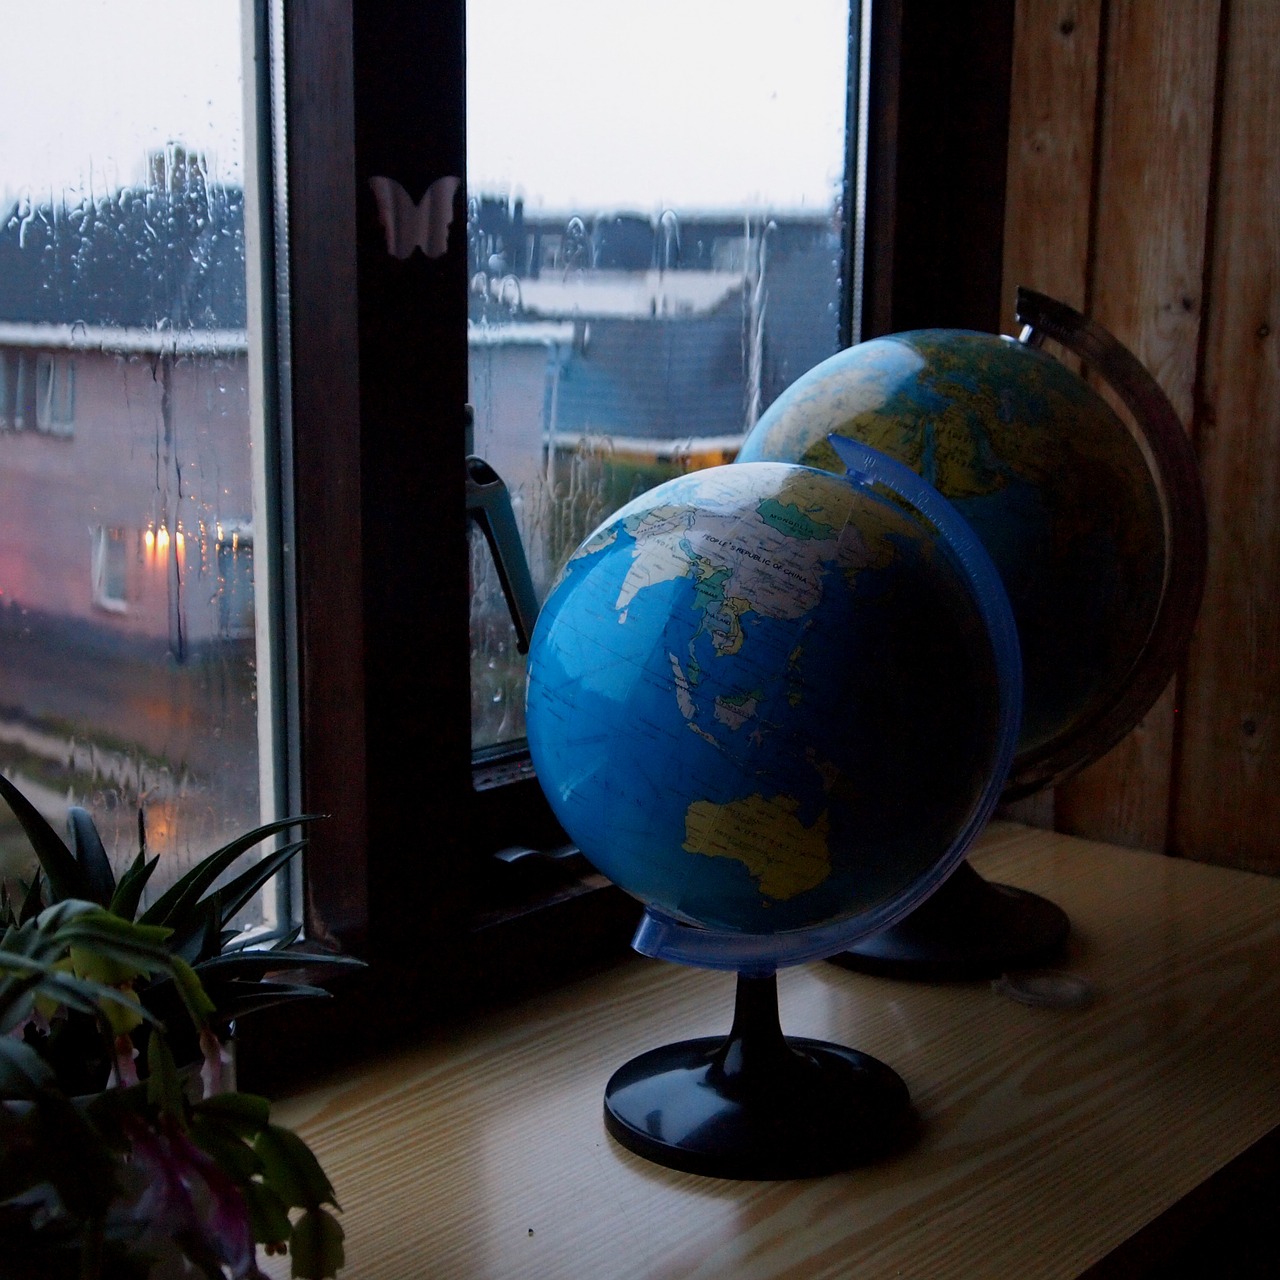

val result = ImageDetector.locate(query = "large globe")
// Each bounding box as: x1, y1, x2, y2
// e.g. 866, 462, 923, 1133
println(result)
736, 328, 1168, 791
525, 460, 1016, 949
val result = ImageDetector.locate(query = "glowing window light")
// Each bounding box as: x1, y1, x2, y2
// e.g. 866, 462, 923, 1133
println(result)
146, 523, 186, 563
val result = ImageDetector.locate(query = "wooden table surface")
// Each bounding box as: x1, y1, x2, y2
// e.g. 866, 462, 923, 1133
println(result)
261, 823, 1280, 1279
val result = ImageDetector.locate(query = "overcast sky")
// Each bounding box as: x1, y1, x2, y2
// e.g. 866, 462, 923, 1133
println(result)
467, 0, 851, 212
0, 0, 246, 205
1, 0, 849, 213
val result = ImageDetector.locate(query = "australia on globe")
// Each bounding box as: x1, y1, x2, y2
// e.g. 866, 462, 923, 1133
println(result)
526, 460, 1016, 944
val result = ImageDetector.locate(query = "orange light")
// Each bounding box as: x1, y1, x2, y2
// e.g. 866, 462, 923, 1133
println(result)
145, 528, 155, 553
157, 527, 170, 554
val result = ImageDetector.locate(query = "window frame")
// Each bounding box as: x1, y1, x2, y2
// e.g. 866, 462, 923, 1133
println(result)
235, 0, 1017, 1094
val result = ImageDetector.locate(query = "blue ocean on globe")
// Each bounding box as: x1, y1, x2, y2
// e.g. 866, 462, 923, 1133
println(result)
526, 460, 1016, 944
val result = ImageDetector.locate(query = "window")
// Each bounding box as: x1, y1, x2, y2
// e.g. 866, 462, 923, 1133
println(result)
0, 351, 34, 430
216, 523, 255, 639
465, 1, 855, 758
90, 526, 129, 612
0, 2, 286, 923
35, 352, 75, 435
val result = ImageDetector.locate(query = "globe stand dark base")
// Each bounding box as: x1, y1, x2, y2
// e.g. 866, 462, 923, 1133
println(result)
828, 860, 1070, 981
603, 972, 916, 1179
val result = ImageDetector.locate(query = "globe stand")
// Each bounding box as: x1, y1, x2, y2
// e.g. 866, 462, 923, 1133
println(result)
603, 971, 916, 1179
827, 859, 1069, 981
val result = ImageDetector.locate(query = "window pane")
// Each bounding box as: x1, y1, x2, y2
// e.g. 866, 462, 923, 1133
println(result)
0, 1, 278, 926
467, 0, 853, 753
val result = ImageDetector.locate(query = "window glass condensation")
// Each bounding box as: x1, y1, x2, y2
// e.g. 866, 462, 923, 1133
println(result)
466, 0, 855, 756
0, 0, 285, 932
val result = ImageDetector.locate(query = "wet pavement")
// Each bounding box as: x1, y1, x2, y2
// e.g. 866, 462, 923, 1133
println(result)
0, 606, 261, 897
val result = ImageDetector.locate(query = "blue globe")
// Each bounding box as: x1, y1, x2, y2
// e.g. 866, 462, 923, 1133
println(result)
526, 459, 1019, 962
735, 329, 1170, 791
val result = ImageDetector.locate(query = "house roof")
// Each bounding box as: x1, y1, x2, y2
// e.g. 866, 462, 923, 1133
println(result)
0, 321, 246, 354
501, 270, 742, 321
552, 308, 750, 441
467, 321, 575, 347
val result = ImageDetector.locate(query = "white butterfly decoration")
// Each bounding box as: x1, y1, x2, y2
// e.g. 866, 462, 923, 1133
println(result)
368, 174, 462, 260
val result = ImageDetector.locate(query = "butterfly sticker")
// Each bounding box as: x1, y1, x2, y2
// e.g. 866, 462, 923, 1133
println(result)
368, 174, 462, 260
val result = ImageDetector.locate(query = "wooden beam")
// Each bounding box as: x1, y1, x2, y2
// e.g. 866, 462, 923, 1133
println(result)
1054, 0, 1221, 852
1000, 0, 1102, 333
1173, 0, 1280, 872
998, 2, 1103, 829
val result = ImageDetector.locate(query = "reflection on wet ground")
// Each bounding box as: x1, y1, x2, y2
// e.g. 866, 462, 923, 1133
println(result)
0, 607, 260, 912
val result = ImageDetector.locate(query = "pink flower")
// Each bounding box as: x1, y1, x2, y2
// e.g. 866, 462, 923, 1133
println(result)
122, 1113, 262, 1279
108, 1032, 140, 1088
199, 1026, 235, 1097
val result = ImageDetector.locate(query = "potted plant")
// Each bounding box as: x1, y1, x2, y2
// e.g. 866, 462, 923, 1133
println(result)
0, 771, 361, 1279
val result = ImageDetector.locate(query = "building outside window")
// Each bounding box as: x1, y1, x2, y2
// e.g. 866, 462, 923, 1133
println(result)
465, 0, 857, 758
0, 1, 280, 929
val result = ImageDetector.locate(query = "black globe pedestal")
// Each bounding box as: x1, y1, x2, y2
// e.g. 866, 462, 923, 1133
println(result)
603, 971, 916, 1179
828, 860, 1070, 981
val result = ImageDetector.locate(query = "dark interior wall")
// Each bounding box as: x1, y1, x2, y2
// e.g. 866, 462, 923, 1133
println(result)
862, 0, 1017, 339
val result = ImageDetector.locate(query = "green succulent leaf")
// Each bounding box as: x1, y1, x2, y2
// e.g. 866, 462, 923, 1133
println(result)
193, 1089, 272, 1131
240, 1177, 294, 1249
213, 839, 307, 929
190, 1112, 265, 1182
6, 1086, 121, 1221
59, 912, 176, 975
1, 962, 163, 1036
194, 981, 333, 1021
145, 1030, 186, 1118
169, 953, 217, 1025
254, 1123, 338, 1210
0, 902, 181, 1041
68, 943, 148, 988
66, 806, 116, 907
0, 1032, 57, 1096
194, 949, 364, 982
0, 772, 91, 903
221, 923, 302, 955
138, 815, 324, 930
108, 849, 161, 923
160, 894, 223, 967
289, 1206, 346, 1280
16, 870, 45, 924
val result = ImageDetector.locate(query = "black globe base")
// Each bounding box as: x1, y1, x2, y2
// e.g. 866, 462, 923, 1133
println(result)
828, 859, 1070, 981
603, 971, 916, 1179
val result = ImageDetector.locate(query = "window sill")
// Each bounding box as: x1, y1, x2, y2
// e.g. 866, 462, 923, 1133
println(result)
249, 822, 1280, 1279
234, 858, 642, 1098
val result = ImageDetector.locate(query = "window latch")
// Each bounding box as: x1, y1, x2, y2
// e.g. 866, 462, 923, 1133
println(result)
466, 452, 540, 653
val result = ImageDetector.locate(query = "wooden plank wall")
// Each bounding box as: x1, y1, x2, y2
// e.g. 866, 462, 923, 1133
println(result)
1000, 0, 1279, 873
